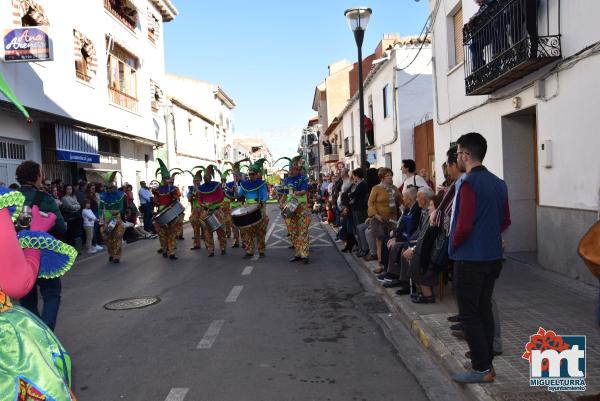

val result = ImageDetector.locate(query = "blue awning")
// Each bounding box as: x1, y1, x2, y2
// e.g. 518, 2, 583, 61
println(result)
55, 124, 100, 164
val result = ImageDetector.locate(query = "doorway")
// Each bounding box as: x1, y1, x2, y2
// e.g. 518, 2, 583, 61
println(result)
501, 107, 538, 253
413, 119, 435, 186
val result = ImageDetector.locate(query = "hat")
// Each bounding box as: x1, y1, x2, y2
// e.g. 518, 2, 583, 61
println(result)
102, 171, 120, 187
224, 158, 250, 175
249, 158, 267, 173
155, 158, 170, 181
205, 164, 221, 180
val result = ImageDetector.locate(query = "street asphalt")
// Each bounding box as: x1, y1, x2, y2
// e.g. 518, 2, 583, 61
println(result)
53, 205, 431, 401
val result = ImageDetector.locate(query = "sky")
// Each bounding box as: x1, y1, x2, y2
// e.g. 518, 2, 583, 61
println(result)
164, 1, 430, 160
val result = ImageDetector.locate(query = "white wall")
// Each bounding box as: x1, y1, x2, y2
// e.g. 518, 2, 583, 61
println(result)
0, 0, 169, 141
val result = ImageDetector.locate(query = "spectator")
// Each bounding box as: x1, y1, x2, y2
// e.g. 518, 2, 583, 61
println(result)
74, 180, 87, 207
86, 183, 103, 251
450, 132, 510, 384
8, 183, 19, 190
16, 160, 66, 331
400, 159, 428, 190
82, 199, 98, 254
419, 168, 435, 190
61, 184, 82, 248
365, 167, 380, 194
138, 181, 154, 233
363, 168, 402, 263
346, 168, 368, 253
50, 186, 62, 209
376, 186, 421, 277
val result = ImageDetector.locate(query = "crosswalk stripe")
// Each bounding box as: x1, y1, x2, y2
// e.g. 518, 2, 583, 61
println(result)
241, 266, 254, 275
164, 388, 189, 401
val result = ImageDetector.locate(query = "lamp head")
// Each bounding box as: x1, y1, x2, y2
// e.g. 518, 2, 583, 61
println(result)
344, 7, 372, 32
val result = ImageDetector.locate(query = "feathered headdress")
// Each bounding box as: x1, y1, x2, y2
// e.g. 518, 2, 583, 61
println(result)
249, 158, 267, 173
155, 158, 171, 181
221, 168, 232, 181
224, 158, 250, 175
0, 71, 30, 122
102, 171, 121, 187
205, 164, 222, 180
169, 168, 185, 180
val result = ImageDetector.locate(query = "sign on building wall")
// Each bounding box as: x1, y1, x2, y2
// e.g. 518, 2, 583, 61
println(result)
3, 27, 52, 62
55, 124, 100, 164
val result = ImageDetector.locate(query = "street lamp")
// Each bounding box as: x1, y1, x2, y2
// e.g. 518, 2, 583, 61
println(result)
344, 7, 372, 171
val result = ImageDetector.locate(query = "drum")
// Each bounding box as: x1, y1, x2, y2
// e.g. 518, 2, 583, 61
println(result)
153, 201, 185, 227
282, 197, 300, 218
203, 212, 222, 232
231, 204, 262, 228
105, 218, 117, 233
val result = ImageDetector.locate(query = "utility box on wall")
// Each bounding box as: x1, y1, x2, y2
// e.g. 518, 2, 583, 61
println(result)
541, 139, 553, 168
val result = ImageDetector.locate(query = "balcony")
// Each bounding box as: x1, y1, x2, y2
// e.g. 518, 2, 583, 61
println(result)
323, 153, 339, 163
109, 87, 138, 112
463, 0, 561, 96
104, 0, 138, 31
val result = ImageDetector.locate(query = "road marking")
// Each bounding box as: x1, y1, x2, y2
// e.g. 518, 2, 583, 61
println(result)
265, 219, 277, 243
197, 320, 225, 349
225, 285, 244, 303
251, 254, 260, 261
164, 388, 189, 401
241, 266, 254, 275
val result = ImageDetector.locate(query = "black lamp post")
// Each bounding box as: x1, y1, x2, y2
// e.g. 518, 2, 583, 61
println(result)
344, 7, 372, 171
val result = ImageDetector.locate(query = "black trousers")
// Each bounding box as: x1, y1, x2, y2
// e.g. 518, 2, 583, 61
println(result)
19, 277, 62, 331
454, 260, 502, 372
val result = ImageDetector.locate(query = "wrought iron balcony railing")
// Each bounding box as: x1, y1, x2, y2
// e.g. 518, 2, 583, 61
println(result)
463, 0, 561, 95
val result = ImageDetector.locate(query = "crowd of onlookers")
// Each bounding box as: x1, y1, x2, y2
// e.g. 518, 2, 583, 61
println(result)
0, 175, 156, 256
311, 158, 450, 304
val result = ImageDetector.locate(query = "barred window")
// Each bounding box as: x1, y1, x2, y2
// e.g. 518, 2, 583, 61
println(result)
0, 140, 27, 160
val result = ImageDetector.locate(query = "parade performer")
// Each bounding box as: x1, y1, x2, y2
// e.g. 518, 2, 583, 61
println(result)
188, 169, 204, 250
153, 159, 182, 260
0, 186, 77, 400
223, 159, 248, 248
238, 159, 269, 259
198, 165, 227, 257
281, 156, 311, 264
99, 172, 126, 263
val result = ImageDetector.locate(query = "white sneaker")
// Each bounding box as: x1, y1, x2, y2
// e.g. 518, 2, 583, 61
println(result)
95, 245, 103, 251
87, 248, 97, 254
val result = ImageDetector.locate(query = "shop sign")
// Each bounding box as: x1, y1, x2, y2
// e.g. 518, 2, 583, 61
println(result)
57, 149, 99, 164
3, 27, 51, 62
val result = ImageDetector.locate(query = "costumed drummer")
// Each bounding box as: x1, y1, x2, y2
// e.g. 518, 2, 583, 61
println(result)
237, 158, 269, 259
282, 156, 311, 264
99, 172, 126, 263
153, 158, 182, 260
198, 165, 227, 257
188, 169, 204, 251
223, 159, 247, 249
0, 186, 77, 400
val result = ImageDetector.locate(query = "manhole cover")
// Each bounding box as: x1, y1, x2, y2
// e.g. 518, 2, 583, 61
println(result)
104, 296, 160, 310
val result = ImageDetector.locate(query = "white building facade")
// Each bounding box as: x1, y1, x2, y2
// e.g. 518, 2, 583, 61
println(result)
0, 0, 177, 194
430, 0, 600, 283
338, 37, 432, 185
162, 74, 235, 217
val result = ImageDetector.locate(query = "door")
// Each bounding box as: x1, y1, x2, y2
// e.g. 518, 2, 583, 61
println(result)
413, 119, 435, 186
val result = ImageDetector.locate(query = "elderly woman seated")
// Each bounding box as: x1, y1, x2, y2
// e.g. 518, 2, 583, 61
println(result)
378, 186, 435, 294
376, 185, 422, 276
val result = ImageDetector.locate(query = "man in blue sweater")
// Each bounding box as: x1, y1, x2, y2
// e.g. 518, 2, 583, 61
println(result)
449, 132, 511, 383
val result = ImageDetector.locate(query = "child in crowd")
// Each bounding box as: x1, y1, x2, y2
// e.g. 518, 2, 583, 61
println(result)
82, 200, 98, 254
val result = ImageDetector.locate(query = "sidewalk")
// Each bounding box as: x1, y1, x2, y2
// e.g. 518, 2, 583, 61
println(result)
324, 223, 600, 401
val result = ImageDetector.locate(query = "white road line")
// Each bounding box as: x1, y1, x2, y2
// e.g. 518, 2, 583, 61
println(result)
265, 220, 277, 243
251, 254, 260, 261
164, 388, 189, 401
225, 285, 244, 303
197, 320, 225, 349
241, 265, 254, 275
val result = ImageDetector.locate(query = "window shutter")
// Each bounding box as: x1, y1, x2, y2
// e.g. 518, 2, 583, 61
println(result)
453, 8, 464, 65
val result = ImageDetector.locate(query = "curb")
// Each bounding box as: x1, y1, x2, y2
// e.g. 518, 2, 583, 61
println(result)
321, 223, 496, 401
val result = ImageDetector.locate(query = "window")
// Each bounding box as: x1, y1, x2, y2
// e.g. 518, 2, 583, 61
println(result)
74, 30, 97, 83
204, 126, 209, 140
0, 140, 26, 160
350, 111, 355, 138
188, 118, 193, 135
147, 11, 160, 43
150, 80, 162, 112
98, 136, 120, 155
382, 85, 389, 118
107, 40, 139, 111
15, 0, 49, 26
368, 95, 374, 120
452, 8, 464, 66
